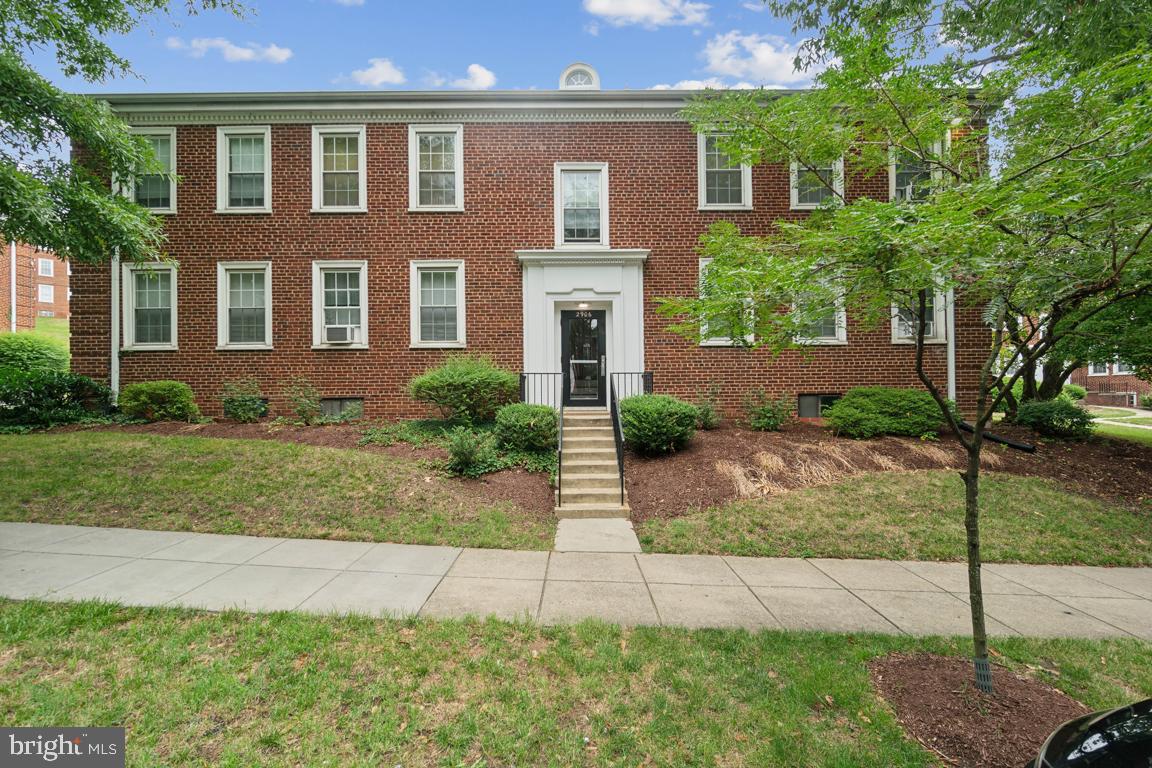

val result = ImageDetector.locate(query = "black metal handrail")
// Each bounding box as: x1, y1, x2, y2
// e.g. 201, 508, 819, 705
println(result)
519, 372, 565, 506
558, 371, 566, 507
609, 371, 654, 400
609, 376, 625, 506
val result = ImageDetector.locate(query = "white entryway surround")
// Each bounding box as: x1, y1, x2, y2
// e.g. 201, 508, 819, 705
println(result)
516, 249, 648, 380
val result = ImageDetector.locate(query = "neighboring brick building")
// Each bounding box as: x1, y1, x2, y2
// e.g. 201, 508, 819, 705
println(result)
3, 242, 69, 331
1069, 363, 1151, 407
72, 64, 990, 418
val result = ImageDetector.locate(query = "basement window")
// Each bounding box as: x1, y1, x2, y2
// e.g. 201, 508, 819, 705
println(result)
320, 398, 364, 420
797, 393, 840, 418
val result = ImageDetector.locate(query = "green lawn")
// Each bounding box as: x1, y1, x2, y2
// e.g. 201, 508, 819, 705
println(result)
0, 432, 553, 550
2, 600, 1148, 767
32, 316, 69, 346
638, 470, 1152, 565
1086, 407, 1135, 419
1100, 416, 1152, 426
1095, 422, 1152, 447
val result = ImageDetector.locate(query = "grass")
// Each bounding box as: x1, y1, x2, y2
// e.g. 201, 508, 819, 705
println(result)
638, 469, 1152, 565
32, 316, 69, 346
0, 431, 553, 550
1086, 407, 1135, 419
2, 600, 1149, 767
1100, 416, 1152, 426
1094, 421, 1152, 447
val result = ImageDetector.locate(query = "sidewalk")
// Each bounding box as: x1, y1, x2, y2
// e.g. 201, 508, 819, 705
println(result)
1, 522, 1149, 639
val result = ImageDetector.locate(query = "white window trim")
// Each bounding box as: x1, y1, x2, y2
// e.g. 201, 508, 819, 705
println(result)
1088, 362, 1110, 376
1114, 361, 1134, 375
121, 127, 177, 215
121, 263, 178, 351
37, 258, 54, 277
888, 139, 945, 202
37, 284, 54, 304
554, 162, 610, 249
698, 258, 754, 347
891, 293, 947, 344
216, 261, 273, 350
407, 124, 465, 212
311, 124, 368, 213
789, 158, 845, 211
794, 299, 848, 345
697, 134, 753, 211
409, 260, 466, 349
312, 260, 369, 349
216, 126, 272, 214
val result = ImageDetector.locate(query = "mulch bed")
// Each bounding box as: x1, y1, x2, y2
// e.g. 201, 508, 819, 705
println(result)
624, 421, 1152, 521
869, 653, 1088, 768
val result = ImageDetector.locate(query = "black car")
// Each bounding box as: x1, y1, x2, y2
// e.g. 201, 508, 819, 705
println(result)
1025, 698, 1152, 767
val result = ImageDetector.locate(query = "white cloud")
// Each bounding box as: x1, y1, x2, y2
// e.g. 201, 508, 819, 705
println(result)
741, 1, 766, 11
584, 21, 600, 36
649, 78, 758, 90
348, 57, 406, 87
165, 36, 293, 64
332, 0, 364, 4
701, 31, 816, 85
583, 0, 709, 28
451, 63, 497, 90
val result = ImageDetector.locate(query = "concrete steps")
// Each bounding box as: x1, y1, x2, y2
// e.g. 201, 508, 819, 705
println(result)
555, 408, 630, 520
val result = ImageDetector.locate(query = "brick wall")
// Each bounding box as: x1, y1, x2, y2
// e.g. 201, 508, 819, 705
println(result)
29, 247, 70, 319
72, 120, 990, 418
1069, 367, 1151, 406
1, 242, 62, 331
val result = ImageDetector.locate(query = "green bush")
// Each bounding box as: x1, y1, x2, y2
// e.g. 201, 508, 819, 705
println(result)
0, 369, 112, 428
743, 390, 792, 431
0, 333, 68, 373
824, 386, 947, 439
118, 380, 200, 422
444, 426, 498, 477
1015, 399, 1094, 439
1142, 393, 1152, 409
221, 378, 267, 423
1062, 383, 1087, 401
620, 394, 698, 455
409, 356, 519, 424
281, 377, 322, 425
694, 384, 722, 430
494, 403, 558, 453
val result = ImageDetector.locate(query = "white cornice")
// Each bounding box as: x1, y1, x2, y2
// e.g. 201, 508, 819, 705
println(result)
118, 109, 688, 125
516, 248, 650, 266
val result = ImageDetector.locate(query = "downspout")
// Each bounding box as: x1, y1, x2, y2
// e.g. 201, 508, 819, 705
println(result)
110, 247, 120, 396
8, 241, 15, 332
946, 288, 957, 402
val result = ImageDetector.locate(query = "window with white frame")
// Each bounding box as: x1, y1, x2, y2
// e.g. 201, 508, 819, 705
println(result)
1114, 361, 1134, 375
794, 296, 847, 345
892, 292, 947, 343
790, 158, 844, 209
410, 261, 465, 348
408, 124, 464, 211
312, 125, 366, 212
890, 147, 935, 202
122, 264, 177, 349
128, 128, 177, 213
217, 262, 272, 348
698, 134, 752, 210
37, 258, 54, 277
312, 261, 367, 347
37, 284, 54, 304
216, 126, 272, 213
698, 258, 753, 346
555, 163, 609, 247
1088, 362, 1110, 376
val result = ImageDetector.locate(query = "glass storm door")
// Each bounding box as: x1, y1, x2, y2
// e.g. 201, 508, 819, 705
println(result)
561, 309, 607, 407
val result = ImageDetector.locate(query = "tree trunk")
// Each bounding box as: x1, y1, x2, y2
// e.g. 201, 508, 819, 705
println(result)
1037, 357, 1078, 400
962, 441, 993, 694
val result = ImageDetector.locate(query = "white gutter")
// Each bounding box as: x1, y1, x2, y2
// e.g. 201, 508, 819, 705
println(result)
8, 241, 15, 332
110, 248, 120, 395
946, 288, 957, 402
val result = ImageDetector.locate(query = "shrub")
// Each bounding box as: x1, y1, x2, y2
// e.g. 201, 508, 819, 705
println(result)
409, 356, 518, 424
694, 384, 722, 430
1062, 383, 1087, 401
0, 333, 68, 373
1142, 393, 1152, 409
118, 380, 200, 422
619, 394, 697, 455
744, 390, 792, 431
281, 377, 322, 425
494, 403, 558, 453
824, 386, 946, 439
1015, 399, 1094, 439
221, 378, 267, 423
444, 426, 498, 477
0, 369, 112, 428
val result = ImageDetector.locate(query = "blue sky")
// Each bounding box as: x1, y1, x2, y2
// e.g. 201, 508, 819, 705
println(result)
34, 0, 821, 94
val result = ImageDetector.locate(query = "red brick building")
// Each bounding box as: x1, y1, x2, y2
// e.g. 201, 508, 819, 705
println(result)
4, 242, 69, 332
72, 66, 990, 418
1069, 363, 1151, 407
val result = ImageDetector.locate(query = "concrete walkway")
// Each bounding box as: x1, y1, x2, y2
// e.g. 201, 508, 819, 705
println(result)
1, 522, 1150, 639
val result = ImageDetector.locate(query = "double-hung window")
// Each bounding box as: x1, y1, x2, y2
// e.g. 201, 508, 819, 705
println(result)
408, 124, 464, 211
123, 127, 176, 214
790, 158, 844, 210
698, 258, 753, 346
312, 261, 367, 347
217, 262, 272, 349
216, 126, 272, 213
37, 258, 54, 277
555, 163, 609, 247
1088, 362, 1110, 376
794, 296, 847, 345
1114, 361, 1134, 375
890, 146, 937, 202
892, 292, 947, 343
698, 134, 752, 210
410, 260, 465, 348
122, 263, 177, 350
37, 285, 54, 304
312, 125, 367, 212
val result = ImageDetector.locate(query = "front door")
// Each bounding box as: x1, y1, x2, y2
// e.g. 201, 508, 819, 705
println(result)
561, 309, 606, 407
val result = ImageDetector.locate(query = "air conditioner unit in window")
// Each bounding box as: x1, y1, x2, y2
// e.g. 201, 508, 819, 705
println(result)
324, 325, 357, 344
